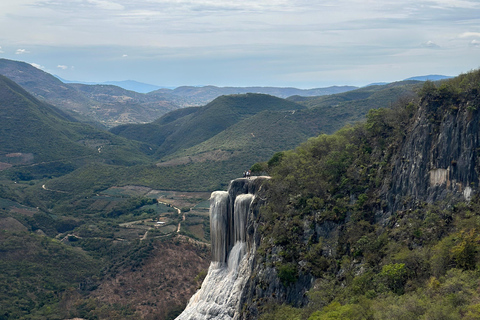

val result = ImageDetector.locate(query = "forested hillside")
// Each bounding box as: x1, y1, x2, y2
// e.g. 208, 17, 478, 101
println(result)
243, 69, 480, 320
0, 74, 210, 320
0, 74, 151, 167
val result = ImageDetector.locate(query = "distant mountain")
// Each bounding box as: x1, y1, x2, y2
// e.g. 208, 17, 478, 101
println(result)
58, 77, 165, 93
404, 74, 452, 81
289, 80, 422, 126
148, 85, 358, 107
102, 80, 163, 93
0, 59, 182, 127
0, 59, 357, 128
0, 58, 451, 132
365, 82, 389, 86
67, 83, 180, 126
0, 59, 93, 115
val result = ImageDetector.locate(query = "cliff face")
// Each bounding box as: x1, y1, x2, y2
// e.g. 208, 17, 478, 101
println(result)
386, 93, 480, 213
236, 82, 480, 318
180, 76, 480, 320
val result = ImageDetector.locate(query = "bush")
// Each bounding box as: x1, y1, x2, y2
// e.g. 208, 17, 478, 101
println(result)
277, 263, 298, 287
380, 263, 408, 294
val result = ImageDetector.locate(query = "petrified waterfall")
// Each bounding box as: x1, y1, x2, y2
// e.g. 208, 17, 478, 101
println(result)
210, 191, 229, 265
176, 178, 264, 320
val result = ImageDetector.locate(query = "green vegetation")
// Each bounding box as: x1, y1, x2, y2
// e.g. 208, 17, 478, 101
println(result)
0, 74, 151, 168
256, 69, 480, 319
0, 231, 101, 319
2, 57, 476, 319
108, 82, 421, 193
289, 80, 421, 134
112, 93, 305, 158
0, 182, 207, 319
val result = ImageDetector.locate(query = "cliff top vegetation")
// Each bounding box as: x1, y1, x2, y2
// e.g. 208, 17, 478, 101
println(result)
252, 69, 480, 320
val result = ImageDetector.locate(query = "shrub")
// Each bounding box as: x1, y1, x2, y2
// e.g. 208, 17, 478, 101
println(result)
277, 263, 298, 287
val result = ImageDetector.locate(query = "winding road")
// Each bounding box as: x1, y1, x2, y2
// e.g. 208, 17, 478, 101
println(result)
157, 200, 184, 233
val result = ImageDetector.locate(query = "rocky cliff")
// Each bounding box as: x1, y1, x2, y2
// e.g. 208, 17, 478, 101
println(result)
236, 75, 480, 318
179, 72, 480, 320
386, 88, 480, 213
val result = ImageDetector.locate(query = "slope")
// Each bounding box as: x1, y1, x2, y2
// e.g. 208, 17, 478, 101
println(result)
0, 74, 95, 163
68, 83, 180, 126
158, 107, 337, 168
0, 74, 151, 170
0, 59, 181, 127
0, 58, 93, 114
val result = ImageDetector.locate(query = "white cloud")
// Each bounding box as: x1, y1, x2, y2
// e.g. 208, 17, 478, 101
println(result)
87, 0, 124, 11
0, 46, 3, 53
422, 40, 441, 49
0, 0, 479, 87
30, 62, 45, 69
459, 32, 480, 38
470, 39, 480, 47
428, 0, 480, 9
15, 49, 29, 54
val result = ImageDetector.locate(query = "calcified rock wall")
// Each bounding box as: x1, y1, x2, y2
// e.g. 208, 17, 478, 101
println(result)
210, 191, 229, 264
386, 97, 480, 213
176, 177, 269, 320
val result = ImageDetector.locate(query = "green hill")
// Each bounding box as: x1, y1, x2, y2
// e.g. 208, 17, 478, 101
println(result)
0, 74, 94, 163
0, 74, 151, 178
112, 93, 304, 159
151, 82, 419, 178
106, 83, 421, 192
288, 80, 422, 132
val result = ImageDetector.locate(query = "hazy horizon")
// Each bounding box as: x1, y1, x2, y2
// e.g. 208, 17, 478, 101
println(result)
0, 0, 479, 88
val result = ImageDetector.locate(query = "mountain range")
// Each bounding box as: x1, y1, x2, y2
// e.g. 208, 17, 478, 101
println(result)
0, 57, 427, 191
2, 58, 444, 129
57, 77, 167, 93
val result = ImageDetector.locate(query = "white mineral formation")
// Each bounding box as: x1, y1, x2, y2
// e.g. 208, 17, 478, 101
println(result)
176, 189, 255, 320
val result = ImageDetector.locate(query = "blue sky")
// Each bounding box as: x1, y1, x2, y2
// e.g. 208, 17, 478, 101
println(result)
0, 0, 479, 88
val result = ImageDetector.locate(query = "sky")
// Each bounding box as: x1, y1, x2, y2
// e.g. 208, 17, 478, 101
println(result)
0, 0, 479, 88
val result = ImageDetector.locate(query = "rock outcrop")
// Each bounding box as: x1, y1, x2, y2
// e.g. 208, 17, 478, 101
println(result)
386, 91, 480, 213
